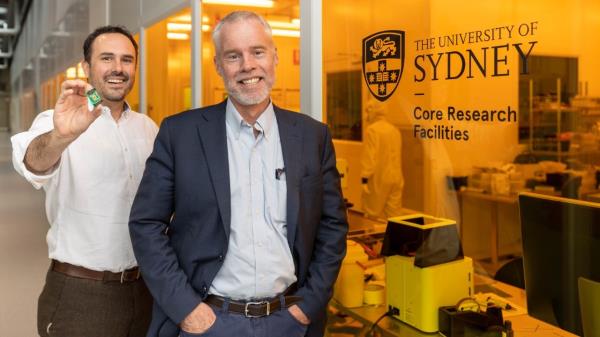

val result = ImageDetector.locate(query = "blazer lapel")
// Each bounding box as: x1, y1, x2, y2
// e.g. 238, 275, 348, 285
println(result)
275, 107, 302, 250
197, 102, 231, 239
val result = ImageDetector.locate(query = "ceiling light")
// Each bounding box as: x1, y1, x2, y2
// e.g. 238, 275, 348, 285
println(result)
168, 15, 209, 27
167, 22, 192, 31
272, 29, 300, 38
291, 18, 300, 26
202, 24, 211, 32
167, 32, 189, 40
202, 0, 274, 8
171, 14, 191, 22
268, 20, 300, 29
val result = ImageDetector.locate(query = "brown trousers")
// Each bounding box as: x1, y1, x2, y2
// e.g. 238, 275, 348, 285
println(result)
37, 267, 153, 337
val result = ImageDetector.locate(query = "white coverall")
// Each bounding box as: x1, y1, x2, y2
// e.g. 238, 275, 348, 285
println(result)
361, 117, 404, 219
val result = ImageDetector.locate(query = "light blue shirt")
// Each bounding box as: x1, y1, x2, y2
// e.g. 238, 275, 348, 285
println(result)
209, 99, 296, 300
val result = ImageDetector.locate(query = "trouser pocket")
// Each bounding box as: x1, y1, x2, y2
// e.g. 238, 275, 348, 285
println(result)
37, 269, 67, 337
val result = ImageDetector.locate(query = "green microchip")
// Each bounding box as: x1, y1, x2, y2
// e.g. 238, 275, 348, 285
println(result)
86, 88, 102, 107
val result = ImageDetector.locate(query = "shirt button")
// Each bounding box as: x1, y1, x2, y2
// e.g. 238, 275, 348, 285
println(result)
124, 148, 128, 152
218, 255, 224, 261
202, 286, 207, 293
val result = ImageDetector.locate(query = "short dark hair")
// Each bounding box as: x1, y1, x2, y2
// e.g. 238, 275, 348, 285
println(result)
83, 25, 138, 64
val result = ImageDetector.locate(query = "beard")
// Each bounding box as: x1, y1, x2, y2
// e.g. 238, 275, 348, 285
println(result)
102, 87, 131, 102
224, 77, 272, 106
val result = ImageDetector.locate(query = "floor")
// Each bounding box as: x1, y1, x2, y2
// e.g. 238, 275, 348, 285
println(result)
0, 131, 48, 337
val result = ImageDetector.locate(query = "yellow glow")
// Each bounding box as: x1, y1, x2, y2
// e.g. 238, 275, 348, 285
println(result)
202, 0, 274, 8
167, 32, 189, 40
291, 18, 300, 26
168, 15, 210, 29
272, 29, 300, 37
202, 46, 212, 59
167, 22, 192, 31
268, 20, 300, 29
66, 67, 77, 79
76, 63, 86, 78
171, 14, 191, 22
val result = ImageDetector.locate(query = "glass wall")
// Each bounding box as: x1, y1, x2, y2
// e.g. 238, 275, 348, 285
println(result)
128, 34, 141, 112
324, 0, 600, 273
7, 0, 600, 334
14, 0, 599, 278
146, 8, 192, 123
144, 1, 300, 125
40, 74, 65, 112
10, 0, 302, 130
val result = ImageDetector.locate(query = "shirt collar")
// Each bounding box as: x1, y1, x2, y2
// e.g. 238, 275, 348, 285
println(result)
225, 99, 275, 141
122, 101, 132, 118
101, 101, 133, 120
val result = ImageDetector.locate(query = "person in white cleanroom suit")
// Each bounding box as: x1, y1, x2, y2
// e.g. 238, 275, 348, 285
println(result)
360, 100, 404, 219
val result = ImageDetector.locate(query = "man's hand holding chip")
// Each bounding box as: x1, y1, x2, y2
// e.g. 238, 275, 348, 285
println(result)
53, 79, 103, 142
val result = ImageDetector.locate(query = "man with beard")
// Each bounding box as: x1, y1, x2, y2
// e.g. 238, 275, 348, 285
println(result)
11, 26, 157, 337
129, 11, 348, 337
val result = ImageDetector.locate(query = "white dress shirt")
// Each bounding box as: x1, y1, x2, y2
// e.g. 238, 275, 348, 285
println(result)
209, 99, 296, 300
11, 105, 158, 272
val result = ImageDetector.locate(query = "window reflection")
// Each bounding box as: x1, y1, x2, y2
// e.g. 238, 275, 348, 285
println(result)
323, 0, 600, 280
128, 34, 141, 112
326, 70, 362, 140
146, 9, 192, 123
145, 2, 300, 125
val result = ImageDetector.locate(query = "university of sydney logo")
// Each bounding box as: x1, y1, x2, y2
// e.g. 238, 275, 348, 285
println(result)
362, 30, 405, 101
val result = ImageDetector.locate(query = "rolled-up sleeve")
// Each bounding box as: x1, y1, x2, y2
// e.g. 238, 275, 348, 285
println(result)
10, 110, 60, 189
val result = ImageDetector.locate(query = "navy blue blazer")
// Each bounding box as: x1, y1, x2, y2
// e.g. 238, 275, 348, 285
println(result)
129, 101, 348, 337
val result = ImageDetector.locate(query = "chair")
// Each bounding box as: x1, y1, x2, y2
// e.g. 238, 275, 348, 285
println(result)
578, 277, 600, 337
494, 257, 525, 289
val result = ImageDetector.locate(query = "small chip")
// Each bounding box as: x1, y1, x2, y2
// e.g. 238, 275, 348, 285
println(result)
86, 88, 102, 110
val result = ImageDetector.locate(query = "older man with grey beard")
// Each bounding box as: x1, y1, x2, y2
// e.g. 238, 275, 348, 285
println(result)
129, 10, 348, 337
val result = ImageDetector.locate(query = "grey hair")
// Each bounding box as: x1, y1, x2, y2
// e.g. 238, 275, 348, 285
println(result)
212, 11, 273, 53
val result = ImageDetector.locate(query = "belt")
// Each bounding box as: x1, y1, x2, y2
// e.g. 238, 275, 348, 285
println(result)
51, 260, 141, 283
205, 295, 302, 318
